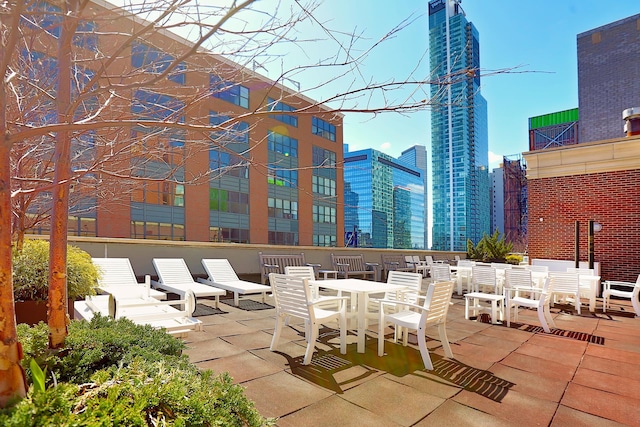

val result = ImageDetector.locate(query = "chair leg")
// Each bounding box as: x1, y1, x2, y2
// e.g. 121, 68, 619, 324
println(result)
437, 323, 453, 359
377, 318, 386, 357
270, 314, 284, 351
544, 304, 556, 329
417, 325, 434, 370
303, 321, 318, 365
632, 294, 640, 317
602, 293, 608, 313
339, 312, 347, 355
537, 307, 551, 333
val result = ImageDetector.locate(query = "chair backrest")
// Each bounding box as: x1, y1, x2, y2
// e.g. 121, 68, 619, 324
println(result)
425, 255, 436, 265
284, 265, 316, 279
412, 256, 422, 264
504, 268, 533, 290
92, 258, 138, 286
152, 258, 195, 285
269, 273, 313, 321
491, 263, 513, 270
566, 267, 595, 276
457, 259, 476, 268
549, 272, 580, 293
331, 253, 367, 272
526, 264, 549, 273
472, 265, 497, 293
422, 280, 455, 325
431, 264, 451, 282
405, 255, 415, 265
201, 259, 240, 282
387, 270, 422, 293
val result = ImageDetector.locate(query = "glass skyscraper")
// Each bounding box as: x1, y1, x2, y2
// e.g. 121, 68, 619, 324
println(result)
428, 0, 490, 251
343, 148, 425, 249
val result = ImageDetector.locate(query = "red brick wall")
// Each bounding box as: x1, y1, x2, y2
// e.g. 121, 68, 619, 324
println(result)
528, 169, 640, 283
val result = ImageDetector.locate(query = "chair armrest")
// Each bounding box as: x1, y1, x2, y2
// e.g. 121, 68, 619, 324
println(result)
378, 298, 425, 312
604, 280, 637, 290
306, 263, 322, 267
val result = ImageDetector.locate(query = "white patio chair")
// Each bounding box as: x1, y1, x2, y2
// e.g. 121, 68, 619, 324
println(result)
464, 265, 504, 324
377, 280, 455, 370
549, 272, 582, 314
367, 270, 423, 322
505, 276, 556, 333
151, 258, 225, 307
92, 257, 166, 300
284, 265, 341, 310
504, 268, 535, 296
408, 255, 429, 277
269, 273, 347, 365
199, 259, 270, 306
602, 275, 640, 317
430, 264, 452, 283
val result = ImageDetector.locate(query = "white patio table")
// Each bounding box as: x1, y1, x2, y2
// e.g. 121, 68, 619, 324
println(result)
309, 278, 407, 353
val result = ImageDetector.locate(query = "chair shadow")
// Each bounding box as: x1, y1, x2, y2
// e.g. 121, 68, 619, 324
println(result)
278, 326, 514, 402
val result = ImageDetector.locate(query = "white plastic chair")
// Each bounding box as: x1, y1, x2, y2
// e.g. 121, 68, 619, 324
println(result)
199, 259, 270, 306
284, 265, 340, 310
377, 280, 455, 370
151, 258, 226, 307
602, 275, 640, 317
430, 264, 452, 283
464, 266, 504, 323
367, 270, 423, 322
505, 277, 556, 333
549, 272, 582, 314
269, 273, 347, 365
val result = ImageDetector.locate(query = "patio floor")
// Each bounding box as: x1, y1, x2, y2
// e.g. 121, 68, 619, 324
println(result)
182, 284, 640, 426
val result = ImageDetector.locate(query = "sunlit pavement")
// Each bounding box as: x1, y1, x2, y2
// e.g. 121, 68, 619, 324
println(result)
183, 286, 640, 426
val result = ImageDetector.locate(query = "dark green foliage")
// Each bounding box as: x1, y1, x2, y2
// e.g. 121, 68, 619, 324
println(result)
4, 317, 273, 426
466, 229, 513, 262
12, 239, 100, 301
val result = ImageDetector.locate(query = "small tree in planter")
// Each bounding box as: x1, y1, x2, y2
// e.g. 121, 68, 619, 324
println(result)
13, 240, 99, 324
466, 230, 513, 263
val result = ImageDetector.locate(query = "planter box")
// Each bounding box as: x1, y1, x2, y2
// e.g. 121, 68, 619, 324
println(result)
15, 299, 75, 325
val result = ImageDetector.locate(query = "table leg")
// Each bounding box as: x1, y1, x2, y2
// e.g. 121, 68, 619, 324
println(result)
356, 291, 366, 353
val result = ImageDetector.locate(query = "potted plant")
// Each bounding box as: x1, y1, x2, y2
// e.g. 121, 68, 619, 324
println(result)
13, 239, 99, 325
466, 230, 513, 263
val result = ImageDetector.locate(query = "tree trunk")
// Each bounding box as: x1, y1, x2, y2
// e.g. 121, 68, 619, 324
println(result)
48, 0, 79, 349
0, 2, 27, 406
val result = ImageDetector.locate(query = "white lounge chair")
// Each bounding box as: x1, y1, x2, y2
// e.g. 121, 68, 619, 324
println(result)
151, 258, 225, 307
74, 290, 202, 337
199, 259, 271, 306
602, 275, 640, 317
92, 257, 166, 300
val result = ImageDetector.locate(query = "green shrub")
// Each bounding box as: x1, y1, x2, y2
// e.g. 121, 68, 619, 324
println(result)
12, 239, 99, 301
505, 254, 523, 265
6, 317, 273, 426
466, 229, 513, 262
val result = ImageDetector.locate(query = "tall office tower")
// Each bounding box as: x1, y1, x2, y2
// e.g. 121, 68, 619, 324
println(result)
399, 145, 429, 248
343, 148, 425, 249
428, 0, 490, 251
578, 14, 640, 143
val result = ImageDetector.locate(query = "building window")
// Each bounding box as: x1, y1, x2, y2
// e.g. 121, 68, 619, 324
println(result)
209, 189, 249, 214
210, 75, 249, 108
268, 165, 298, 187
311, 176, 336, 196
132, 182, 184, 206
312, 205, 336, 224
269, 231, 298, 245
131, 221, 185, 240
26, 2, 98, 51
312, 116, 336, 141
132, 41, 186, 84
210, 227, 249, 243
313, 234, 336, 247
267, 98, 298, 127
268, 197, 298, 219
267, 131, 298, 157
312, 146, 336, 167
210, 113, 249, 144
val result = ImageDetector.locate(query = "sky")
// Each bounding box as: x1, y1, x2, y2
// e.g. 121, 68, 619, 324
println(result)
247, 0, 640, 169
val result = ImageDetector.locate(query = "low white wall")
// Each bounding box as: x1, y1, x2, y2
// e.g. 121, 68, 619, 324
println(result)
532, 258, 600, 276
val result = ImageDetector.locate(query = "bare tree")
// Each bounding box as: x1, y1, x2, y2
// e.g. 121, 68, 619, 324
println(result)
0, 0, 504, 405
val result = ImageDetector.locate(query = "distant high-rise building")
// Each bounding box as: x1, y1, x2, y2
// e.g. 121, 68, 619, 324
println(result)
490, 166, 504, 235
399, 145, 429, 248
428, 0, 490, 251
343, 148, 425, 249
578, 14, 640, 142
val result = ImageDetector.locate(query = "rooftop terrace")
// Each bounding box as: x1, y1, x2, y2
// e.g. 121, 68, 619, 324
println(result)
180, 281, 640, 426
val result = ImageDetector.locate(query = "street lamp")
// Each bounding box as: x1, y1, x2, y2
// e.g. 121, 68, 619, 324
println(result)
588, 220, 602, 270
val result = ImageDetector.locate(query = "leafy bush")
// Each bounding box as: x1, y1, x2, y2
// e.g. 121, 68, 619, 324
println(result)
4, 317, 273, 426
466, 230, 513, 262
12, 239, 99, 301
505, 254, 523, 265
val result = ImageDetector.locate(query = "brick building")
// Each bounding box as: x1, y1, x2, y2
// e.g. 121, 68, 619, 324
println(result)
21, 0, 343, 247
578, 14, 640, 143
524, 135, 640, 282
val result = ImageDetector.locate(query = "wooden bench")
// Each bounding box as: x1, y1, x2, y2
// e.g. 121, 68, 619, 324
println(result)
258, 252, 320, 284
380, 254, 414, 279
330, 253, 379, 281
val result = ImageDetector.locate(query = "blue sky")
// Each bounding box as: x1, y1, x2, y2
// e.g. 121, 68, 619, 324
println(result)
258, 0, 640, 169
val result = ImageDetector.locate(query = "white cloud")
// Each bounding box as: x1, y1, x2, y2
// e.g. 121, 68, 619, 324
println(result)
488, 151, 503, 168
379, 142, 391, 152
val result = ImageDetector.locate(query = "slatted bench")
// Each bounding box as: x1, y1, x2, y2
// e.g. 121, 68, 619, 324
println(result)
380, 254, 414, 279
330, 253, 379, 281
258, 252, 320, 284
